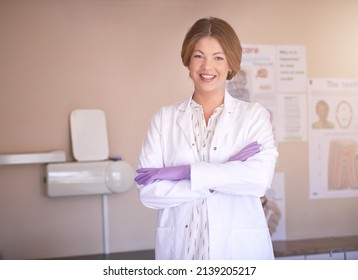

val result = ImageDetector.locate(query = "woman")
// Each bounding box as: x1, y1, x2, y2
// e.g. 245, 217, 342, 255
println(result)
312, 99, 334, 129
135, 17, 278, 260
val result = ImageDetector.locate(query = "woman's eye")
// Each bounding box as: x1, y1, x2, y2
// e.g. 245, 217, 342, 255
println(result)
215, 56, 224, 61
194, 54, 203, 59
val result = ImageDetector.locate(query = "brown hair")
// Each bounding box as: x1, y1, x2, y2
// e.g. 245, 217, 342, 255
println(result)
181, 17, 242, 80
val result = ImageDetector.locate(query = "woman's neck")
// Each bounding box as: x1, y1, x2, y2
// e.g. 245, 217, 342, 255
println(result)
193, 90, 225, 124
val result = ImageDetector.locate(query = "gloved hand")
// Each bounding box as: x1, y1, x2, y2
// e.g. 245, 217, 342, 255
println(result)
135, 165, 190, 185
228, 141, 261, 162
136, 142, 261, 185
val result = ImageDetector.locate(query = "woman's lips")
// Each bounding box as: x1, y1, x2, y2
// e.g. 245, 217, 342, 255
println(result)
200, 74, 216, 81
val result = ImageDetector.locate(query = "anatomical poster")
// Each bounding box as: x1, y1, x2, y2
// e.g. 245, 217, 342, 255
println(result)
308, 78, 358, 199
226, 44, 307, 143
226, 44, 276, 105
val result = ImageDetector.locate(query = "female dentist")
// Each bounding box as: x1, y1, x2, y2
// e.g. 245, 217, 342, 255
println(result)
135, 17, 278, 260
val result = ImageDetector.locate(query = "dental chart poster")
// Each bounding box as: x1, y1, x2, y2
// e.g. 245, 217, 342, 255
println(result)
226, 44, 307, 142
308, 78, 358, 199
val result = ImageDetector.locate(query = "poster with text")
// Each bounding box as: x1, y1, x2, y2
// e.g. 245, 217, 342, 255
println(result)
308, 78, 358, 199
226, 44, 307, 142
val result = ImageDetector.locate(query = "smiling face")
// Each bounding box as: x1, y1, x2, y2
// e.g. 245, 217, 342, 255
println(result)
188, 36, 231, 96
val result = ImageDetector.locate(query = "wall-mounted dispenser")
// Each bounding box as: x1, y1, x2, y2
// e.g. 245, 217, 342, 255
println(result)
45, 109, 135, 197
46, 160, 134, 197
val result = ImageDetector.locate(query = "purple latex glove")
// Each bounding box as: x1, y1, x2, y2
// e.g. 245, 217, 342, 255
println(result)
135, 165, 190, 185
228, 141, 261, 162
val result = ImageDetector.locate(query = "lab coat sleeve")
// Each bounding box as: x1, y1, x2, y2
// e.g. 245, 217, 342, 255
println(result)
137, 108, 211, 210
191, 103, 278, 197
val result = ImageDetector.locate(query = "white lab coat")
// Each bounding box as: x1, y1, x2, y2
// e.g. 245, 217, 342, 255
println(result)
137, 91, 278, 260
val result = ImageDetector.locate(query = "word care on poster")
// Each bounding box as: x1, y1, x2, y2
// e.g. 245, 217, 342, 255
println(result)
308, 78, 358, 199
226, 44, 307, 142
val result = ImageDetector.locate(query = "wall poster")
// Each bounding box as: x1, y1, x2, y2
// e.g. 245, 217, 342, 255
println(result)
226, 44, 307, 143
263, 172, 286, 241
308, 78, 358, 199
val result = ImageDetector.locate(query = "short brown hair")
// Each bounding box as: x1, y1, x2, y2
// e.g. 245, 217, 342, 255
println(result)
181, 17, 242, 80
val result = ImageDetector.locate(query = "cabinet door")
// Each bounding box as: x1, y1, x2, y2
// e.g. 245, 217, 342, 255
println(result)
275, 250, 358, 260
275, 255, 305, 260
347, 250, 358, 260
305, 252, 345, 260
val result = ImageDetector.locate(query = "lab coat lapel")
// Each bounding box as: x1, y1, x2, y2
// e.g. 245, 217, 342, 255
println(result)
177, 98, 199, 161
213, 91, 236, 141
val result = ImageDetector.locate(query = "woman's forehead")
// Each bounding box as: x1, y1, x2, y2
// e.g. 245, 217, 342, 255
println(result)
193, 36, 224, 54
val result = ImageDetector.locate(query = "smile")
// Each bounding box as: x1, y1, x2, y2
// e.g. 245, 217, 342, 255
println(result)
200, 74, 216, 81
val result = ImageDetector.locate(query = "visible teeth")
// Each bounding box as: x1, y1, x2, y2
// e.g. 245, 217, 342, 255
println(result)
201, 74, 215, 79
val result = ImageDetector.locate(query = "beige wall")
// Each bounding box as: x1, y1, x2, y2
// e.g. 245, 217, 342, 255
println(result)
1, 0, 358, 259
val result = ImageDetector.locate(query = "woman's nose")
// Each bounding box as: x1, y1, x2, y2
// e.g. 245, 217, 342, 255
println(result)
202, 58, 212, 70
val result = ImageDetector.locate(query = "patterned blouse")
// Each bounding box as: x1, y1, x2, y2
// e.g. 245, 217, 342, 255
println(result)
186, 99, 224, 260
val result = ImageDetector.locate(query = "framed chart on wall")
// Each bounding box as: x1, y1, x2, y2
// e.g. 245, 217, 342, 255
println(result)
308, 78, 358, 199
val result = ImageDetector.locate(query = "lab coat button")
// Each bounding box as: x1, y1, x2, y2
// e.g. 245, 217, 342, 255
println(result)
213, 147, 217, 150
185, 225, 188, 228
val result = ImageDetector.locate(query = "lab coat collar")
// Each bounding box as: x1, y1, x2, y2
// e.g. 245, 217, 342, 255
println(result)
177, 90, 236, 113
223, 90, 237, 113
211, 92, 236, 151
176, 91, 236, 160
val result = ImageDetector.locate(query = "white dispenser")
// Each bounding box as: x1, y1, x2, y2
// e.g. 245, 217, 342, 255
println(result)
45, 109, 135, 197
47, 160, 134, 197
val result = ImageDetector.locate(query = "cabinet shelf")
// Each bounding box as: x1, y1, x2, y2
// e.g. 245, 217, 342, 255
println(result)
0, 151, 66, 165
